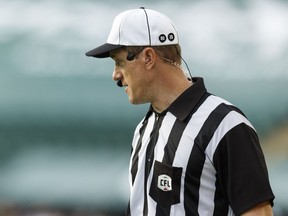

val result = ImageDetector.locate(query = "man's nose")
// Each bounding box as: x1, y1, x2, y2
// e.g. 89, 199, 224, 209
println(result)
112, 66, 122, 81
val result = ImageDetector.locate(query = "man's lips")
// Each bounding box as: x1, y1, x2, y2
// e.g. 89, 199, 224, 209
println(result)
122, 81, 128, 87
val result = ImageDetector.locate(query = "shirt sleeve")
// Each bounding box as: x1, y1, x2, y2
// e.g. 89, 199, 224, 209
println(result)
213, 123, 275, 215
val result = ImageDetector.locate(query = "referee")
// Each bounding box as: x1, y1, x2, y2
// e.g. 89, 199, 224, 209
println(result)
86, 8, 275, 216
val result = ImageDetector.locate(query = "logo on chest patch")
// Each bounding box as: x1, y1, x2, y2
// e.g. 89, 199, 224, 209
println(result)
157, 174, 172, 191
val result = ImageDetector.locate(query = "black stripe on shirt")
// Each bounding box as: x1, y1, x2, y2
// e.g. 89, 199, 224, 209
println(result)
127, 120, 150, 216
131, 119, 149, 185
184, 103, 234, 215
143, 113, 165, 216
162, 118, 188, 165
155, 119, 189, 216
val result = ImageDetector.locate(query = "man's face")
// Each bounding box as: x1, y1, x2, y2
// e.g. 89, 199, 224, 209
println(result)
111, 49, 153, 105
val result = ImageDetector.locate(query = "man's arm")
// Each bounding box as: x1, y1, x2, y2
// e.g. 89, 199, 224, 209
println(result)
242, 202, 273, 216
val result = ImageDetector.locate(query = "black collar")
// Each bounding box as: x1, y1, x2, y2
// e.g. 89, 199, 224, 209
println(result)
143, 77, 207, 122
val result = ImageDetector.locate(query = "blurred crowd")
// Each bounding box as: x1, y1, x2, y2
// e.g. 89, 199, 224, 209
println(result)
0, 205, 123, 216
1, 204, 288, 216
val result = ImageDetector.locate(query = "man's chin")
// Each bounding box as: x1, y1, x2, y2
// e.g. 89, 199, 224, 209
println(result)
128, 97, 148, 105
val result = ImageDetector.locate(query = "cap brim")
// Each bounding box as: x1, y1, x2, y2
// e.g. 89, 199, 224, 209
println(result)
85, 43, 123, 58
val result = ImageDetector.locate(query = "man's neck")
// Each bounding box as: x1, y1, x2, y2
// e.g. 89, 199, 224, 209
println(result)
151, 78, 192, 113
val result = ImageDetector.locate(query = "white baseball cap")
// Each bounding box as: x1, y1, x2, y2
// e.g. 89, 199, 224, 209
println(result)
86, 7, 179, 58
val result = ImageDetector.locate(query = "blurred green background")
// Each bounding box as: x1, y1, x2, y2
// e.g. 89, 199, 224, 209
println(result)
0, 0, 288, 215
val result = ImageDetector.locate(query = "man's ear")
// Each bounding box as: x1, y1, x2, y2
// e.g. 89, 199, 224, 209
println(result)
143, 47, 156, 69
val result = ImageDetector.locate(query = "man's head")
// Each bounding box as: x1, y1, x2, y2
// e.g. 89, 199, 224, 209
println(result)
86, 8, 190, 111
86, 7, 180, 58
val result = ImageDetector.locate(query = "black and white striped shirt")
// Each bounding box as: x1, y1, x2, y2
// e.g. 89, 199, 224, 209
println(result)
126, 77, 274, 216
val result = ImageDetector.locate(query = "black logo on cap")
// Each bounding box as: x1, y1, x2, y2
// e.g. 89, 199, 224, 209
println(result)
159, 34, 166, 43
168, 33, 175, 42
159, 33, 175, 43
